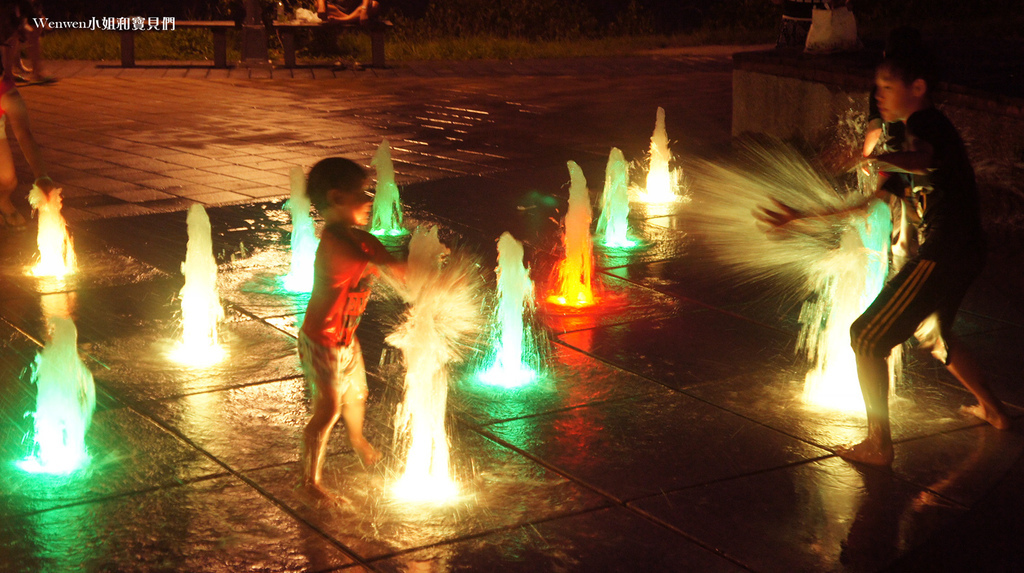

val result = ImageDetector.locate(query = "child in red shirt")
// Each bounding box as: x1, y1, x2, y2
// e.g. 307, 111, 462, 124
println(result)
299, 157, 402, 503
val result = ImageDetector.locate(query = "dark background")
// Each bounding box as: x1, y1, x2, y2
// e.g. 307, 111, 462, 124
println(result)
42, 0, 1022, 36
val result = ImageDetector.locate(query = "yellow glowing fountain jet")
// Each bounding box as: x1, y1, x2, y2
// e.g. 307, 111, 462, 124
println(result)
389, 227, 483, 502
172, 204, 225, 367
638, 107, 683, 203
28, 184, 76, 277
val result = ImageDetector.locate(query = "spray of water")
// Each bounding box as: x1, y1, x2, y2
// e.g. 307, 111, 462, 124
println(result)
282, 167, 318, 293
370, 139, 408, 237
637, 107, 683, 203
28, 185, 76, 278
547, 161, 596, 307
17, 317, 96, 475
596, 147, 636, 248
172, 204, 225, 367
389, 227, 484, 502
688, 140, 893, 412
477, 232, 542, 388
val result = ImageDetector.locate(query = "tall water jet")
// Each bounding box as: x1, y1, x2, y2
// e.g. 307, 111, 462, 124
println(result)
799, 199, 891, 411
638, 107, 683, 203
687, 140, 896, 413
477, 232, 542, 388
172, 204, 225, 367
28, 184, 76, 278
389, 227, 483, 502
547, 161, 596, 307
596, 147, 635, 248
282, 167, 318, 293
370, 139, 408, 237
17, 317, 96, 475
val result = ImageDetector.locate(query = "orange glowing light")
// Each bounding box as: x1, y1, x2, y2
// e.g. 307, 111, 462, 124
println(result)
548, 161, 596, 308
28, 185, 76, 278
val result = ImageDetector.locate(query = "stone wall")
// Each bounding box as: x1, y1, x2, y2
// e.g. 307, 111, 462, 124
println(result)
732, 49, 1024, 247
732, 50, 1024, 167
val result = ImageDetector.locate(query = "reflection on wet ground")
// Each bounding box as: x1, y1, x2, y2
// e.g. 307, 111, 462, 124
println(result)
3, 58, 1024, 571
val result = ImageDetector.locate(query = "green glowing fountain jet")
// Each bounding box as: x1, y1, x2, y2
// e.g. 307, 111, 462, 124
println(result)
282, 167, 318, 293
370, 139, 408, 237
18, 317, 96, 475
477, 232, 542, 388
596, 147, 636, 248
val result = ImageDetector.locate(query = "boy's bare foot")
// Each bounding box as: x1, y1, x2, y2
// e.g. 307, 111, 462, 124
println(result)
352, 439, 381, 467
303, 481, 350, 507
961, 404, 1011, 430
836, 440, 894, 467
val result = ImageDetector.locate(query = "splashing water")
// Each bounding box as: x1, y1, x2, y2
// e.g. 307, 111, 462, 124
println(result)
688, 140, 895, 413
282, 167, 318, 292
477, 233, 542, 388
172, 204, 225, 367
370, 139, 408, 237
17, 317, 96, 475
28, 185, 76, 277
637, 107, 683, 203
596, 147, 636, 248
799, 199, 891, 411
547, 161, 596, 307
389, 227, 484, 502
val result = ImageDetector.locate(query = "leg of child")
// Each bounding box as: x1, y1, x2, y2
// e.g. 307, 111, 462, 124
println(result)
0, 128, 26, 228
340, 351, 380, 466
837, 353, 894, 466
941, 335, 1011, 430
302, 378, 343, 502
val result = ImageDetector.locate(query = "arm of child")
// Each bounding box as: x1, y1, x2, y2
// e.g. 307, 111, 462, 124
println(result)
754, 188, 889, 230
872, 141, 933, 175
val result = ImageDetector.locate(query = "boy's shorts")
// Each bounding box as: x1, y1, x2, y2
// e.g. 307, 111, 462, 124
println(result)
298, 331, 367, 400
851, 254, 983, 364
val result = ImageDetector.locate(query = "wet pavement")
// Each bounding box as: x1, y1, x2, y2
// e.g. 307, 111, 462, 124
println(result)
2, 49, 1024, 572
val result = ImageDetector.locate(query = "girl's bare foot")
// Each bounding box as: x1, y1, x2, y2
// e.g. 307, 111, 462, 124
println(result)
352, 439, 381, 467
836, 440, 894, 467
303, 481, 350, 507
961, 404, 1011, 430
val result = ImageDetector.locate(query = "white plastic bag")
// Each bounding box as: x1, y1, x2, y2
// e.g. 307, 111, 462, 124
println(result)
805, 6, 860, 53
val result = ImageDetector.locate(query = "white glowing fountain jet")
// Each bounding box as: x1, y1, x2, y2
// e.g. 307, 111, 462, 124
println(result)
637, 107, 683, 203
389, 227, 483, 502
28, 184, 76, 278
596, 147, 636, 248
17, 317, 96, 475
687, 140, 896, 414
172, 204, 225, 367
370, 138, 408, 237
477, 232, 541, 388
799, 199, 891, 410
547, 161, 596, 307
282, 167, 318, 293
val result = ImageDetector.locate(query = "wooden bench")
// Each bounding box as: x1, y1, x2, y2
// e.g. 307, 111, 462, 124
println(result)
120, 20, 235, 68
274, 20, 392, 69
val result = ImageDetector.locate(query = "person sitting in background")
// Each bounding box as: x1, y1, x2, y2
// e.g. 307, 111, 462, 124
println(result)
772, 0, 827, 48
316, 0, 380, 24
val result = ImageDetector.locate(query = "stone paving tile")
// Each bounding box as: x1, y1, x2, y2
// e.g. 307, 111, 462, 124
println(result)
631, 457, 967, 573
